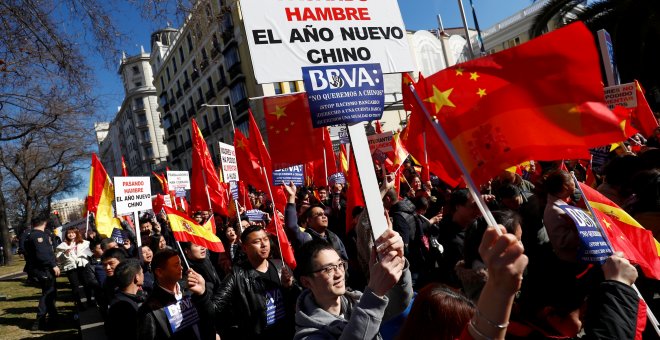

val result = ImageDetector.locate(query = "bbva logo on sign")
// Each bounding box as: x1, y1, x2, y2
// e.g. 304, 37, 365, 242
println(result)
308, 66, 381, 91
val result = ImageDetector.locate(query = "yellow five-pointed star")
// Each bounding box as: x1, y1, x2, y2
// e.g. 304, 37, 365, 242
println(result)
455, 67, 464, 76
602, 218, 612, 230
477, 88, 487, 98
470, 72, 480, 81
236, 139, 246, 149
270, 105, 287, 120
424, 85, 456, 113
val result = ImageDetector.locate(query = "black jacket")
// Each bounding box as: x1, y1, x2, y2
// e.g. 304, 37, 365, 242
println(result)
106, 291, 144, 340
212, 259, 301, 339
390, 198, 417, 254
583, 280, 643, 340
137, 284, 214, 340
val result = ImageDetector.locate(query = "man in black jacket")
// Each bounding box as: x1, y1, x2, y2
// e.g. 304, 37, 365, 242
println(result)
213, 225, 301, 339
106, 259, 144, 340
24, 215, 61, 330
137, 248, 213, 340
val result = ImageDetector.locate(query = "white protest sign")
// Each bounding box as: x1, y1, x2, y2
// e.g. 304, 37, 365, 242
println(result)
219, 142, 239, 182
240, 0, 414, 83
114, 177, 152, 215
163, 195, 173, 208
167, 171, 191, 190
330, 125, 350, 144
368, 131, 393, 154
604, 82, 637, 110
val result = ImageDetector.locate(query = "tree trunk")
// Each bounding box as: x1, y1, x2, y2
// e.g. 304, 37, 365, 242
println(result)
0, 173, 13, 265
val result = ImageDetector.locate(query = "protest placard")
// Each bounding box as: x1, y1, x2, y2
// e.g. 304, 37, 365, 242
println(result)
240, 0, 414, 83
368, 131, 393, 153
559, 205, 612, 264
230, 181, 239, 201
114, 177, 153, 215
167, 171, 191, 190
246, 209, 266, 221
604, 82, 637, 110
273, 165, 305, 186
219, 142, 240, 182
328, 172, 346, 186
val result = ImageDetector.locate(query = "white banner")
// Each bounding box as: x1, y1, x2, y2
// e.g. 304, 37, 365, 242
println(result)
368, 131, 393, 153
167, 171, 191, 190
219, 142, 239, 182
604, 82, 637, 110
114, 177, 152, 215
240, 0, 414, 83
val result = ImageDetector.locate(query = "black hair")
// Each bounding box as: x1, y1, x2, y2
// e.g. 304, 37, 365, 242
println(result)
151, 248, 180, 271
543, 170, 572, 196
413, 196, 430, 211
31, 214, 48, 227
302, 204, 326, 221
464, 210, 521, 268
100, 238, 118, 251
293, 239, 336, 280
496, 184, 522, 200
101, 247, 127, 263
114, 259, 142, 290
603, 155, 644, 187
240, 225, 265, 244
179, 241, 192, 251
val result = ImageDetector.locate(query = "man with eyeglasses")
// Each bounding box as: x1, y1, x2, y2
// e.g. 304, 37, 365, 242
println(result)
293, 229, 412, 339
282, 182, 349, 260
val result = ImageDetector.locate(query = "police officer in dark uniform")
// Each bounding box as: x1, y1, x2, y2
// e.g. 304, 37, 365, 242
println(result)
24, 215, 61, 330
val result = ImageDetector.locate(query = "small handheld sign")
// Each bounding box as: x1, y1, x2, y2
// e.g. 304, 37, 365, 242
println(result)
114, 177, 153, 215
273, 165, 305, 187
559, 205, 612, 264
246, 209, 266, 222
219, 142, 240, 182
167, 171, 191, 190
328, 172, 346, 186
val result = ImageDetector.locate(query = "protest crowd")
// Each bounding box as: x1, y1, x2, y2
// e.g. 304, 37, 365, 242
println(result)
17, 23, 660, 340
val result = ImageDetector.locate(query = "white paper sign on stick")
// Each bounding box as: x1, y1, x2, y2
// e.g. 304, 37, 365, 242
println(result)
167, 171, 191, 190
114, 177, 152, 215
347, 123, 387, 239
604, 82, 637, 110
219, 142, 239, 182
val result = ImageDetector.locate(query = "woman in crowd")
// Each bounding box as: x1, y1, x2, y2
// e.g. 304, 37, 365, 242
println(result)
55, 227, 93, 310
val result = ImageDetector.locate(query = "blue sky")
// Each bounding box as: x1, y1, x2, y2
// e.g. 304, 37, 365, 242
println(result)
69, 0, 533, 200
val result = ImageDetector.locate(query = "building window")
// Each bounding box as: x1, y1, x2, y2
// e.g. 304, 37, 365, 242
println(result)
184, 71, 189, 82
134, 82, 142, 87
160, 76, 165, 90
230, 83, 247, 104
224, 47, 240, 69
203, 115, 209, 129
274, 82, 282, 95
287, 81, 296, 93
187, 34, 193, 52
142, 129, 150, 142
134, 98, 144, 110
206, 77, 214, 92
179, 47, 185, 62
201, 48, 208, 61
213, 107, 220, 121
132, 66, 140, 75
145, 146, 153, 158
166, 67, 171, 82
173, 57, 178, 73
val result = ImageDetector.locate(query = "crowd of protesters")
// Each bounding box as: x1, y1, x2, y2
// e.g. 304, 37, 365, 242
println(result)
16, 127, 660, 339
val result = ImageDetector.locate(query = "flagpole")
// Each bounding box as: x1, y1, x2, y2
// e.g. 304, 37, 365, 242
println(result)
468, 0, 486, 55
133, 210, 142, 248
322, 130, 329, 187
571, 173, 660, 335
422, 131, 429, 180
85, 211, 90, 236
436, 14, 451, 67
409, 84, 499, 229
457, 0, 476, 59
261, 166, 285, 261
175, 240, 191, 271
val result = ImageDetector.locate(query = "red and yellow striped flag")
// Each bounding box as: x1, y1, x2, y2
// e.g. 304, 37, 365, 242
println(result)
87, 154, 121, 237
121, 156, 129, 176
339, 144, 349, 175
163, 206, 224, 252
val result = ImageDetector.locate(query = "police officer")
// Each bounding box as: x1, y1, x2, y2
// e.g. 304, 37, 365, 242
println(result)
24, 215, 60, 330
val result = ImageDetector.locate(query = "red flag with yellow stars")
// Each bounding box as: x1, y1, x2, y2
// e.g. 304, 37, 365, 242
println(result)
263, 93, 324, 169
415, 23, 632, 185
121, 156, 129, 176
190, 119, 229, 216
248, 109, 273, 176
632, 80, 659, 138
401, 72, 416, 111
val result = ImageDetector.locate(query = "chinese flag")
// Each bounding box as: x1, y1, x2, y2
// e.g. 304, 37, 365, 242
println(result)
234, 129, 269, 193
263, 93, 324, 169
164, 206, 224, 252
121, 156, 129, 176
415, 23, 632, 185
577, 182, 660, 279
152, 172, 169, 194
632, 80, 659, 138
190, 119, 228, 216
401, 72, 416, 111
248, 109, 273, 175
265, 213, 297, 269
345, 148, 365, 233
87, 154, 121, 237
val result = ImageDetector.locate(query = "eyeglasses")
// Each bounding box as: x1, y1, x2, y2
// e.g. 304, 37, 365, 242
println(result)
312, 260, 347, 276
310, 212, 326, 218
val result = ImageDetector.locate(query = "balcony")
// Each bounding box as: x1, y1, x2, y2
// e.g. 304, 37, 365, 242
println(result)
205, 89, 216, 101
183, 80, 190, 90
200, 59, 210, 73
234, 98, 248, 113
175, 89, 183, 99
227, 61, 242, 80
211, 46, 220, 59
211, 119, 221, 131
136, 119, 149, 128
216, 78, 227, 90
133, 104, 146, 112
191, 70, 200, 82
140, 136, 151, 144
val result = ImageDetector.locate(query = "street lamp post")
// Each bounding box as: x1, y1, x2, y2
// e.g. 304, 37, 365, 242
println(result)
201, 103, 235, 132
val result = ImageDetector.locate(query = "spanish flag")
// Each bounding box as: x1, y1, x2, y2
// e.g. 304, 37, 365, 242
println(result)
163, 206, 224, 252
87, 154, 122, 238
339, 144, 349, 175
578, 182, 660, 279
121, 156, 129, 176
